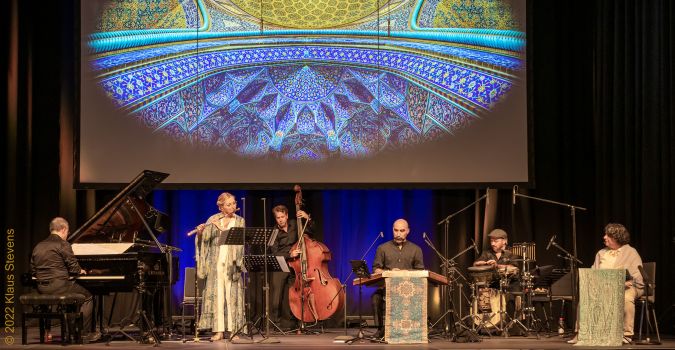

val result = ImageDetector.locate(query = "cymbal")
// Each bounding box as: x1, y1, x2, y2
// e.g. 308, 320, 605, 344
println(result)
509, 258, 535, 262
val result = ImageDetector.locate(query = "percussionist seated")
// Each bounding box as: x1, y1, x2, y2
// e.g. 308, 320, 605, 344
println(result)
370, 219, 424, 339
472, 229, 522, 334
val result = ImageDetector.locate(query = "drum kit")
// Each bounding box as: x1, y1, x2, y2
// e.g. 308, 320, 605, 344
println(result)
463, 243, 543, 337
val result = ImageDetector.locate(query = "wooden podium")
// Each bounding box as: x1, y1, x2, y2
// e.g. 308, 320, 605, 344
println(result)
576, 268, 625, 346
354, 270, 447, 344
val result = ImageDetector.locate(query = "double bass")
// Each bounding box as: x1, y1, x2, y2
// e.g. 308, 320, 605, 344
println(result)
287, 185, 344, 324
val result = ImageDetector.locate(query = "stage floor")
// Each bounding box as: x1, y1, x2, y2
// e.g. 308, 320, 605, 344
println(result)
11, 326, 675, 350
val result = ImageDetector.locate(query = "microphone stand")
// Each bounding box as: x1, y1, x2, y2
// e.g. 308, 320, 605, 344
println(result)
513, 190, 586, 330
436, 192, 488, 337
332, 232, 384, 343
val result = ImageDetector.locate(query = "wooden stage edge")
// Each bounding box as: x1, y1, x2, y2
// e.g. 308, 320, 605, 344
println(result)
10, 327, 675, 349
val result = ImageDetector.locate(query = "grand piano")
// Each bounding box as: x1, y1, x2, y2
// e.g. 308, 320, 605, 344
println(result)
68, 170, 178, 336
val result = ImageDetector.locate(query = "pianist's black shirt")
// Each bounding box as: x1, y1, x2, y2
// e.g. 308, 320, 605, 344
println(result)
31, 234, 82, 281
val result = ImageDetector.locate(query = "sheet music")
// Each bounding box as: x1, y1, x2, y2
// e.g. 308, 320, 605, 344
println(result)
241, 255, 290, 273
72, 243, 134, 255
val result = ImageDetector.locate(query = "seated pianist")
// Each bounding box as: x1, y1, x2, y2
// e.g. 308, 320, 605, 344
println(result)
30, 217, 100, 342
370, 219, 424, 339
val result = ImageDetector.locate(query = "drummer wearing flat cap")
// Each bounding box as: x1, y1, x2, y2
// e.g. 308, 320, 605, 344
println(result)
473, 229, 518, 269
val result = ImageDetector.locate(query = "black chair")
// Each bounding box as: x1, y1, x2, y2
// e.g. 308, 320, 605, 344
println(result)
636, 262, 660, 345
180, 267, 204, 339
20, 293, 86, 345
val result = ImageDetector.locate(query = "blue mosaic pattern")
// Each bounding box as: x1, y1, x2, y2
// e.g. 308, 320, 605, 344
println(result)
87, 0, 524, 161
180, 0, 201, 28
100, 46, 512, 110
125, 64, 473, 161
206, 3, 258, 32
93, 37, 522, 71
418, 0, 442, 28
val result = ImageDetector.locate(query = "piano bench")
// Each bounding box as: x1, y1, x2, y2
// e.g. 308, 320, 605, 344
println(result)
20, 293, 86, 345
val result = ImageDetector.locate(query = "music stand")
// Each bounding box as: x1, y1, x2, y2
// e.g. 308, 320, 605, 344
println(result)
222, 227, 280, 343
242, 255, 290, 334
344, 260, 373, 344
351, 260, 371, 279
243, 255, 290, 274
221, 227, 276, 246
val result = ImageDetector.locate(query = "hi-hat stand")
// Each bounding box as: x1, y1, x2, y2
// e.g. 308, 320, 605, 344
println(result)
512, 185, 586, 328
425, 233, 479, 341
503, 260, 543, 338
436, 191, 489, 341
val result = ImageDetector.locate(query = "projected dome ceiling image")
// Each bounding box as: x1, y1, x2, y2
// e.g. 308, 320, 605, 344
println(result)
88, 0, 525, 161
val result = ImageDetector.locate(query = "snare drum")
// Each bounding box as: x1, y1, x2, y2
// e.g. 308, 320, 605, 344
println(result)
467, 265, 497, 286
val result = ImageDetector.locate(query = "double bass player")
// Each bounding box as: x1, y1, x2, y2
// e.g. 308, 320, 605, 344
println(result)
268, 204, 313, 330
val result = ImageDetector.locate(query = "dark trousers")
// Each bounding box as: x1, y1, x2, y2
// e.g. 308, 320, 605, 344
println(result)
371, 288, 385, 329
37, 279, 93, 334
268, 272, 292, 326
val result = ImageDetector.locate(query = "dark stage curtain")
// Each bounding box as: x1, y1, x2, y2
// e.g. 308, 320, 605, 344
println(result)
592, 0, 675, 328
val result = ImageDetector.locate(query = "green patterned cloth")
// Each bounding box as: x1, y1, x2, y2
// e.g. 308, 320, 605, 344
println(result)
384, 270, 428, 344
576, 268, 624, 346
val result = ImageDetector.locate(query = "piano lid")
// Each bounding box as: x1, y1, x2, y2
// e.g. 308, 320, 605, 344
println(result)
68, 170, 169, 244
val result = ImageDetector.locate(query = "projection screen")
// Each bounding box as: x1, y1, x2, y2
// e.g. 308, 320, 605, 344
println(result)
79, 0, 528, 186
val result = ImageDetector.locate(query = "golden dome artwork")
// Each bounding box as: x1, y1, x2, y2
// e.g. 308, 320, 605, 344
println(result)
228, 0, 383, 29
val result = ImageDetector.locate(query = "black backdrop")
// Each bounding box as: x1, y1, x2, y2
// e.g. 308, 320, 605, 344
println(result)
4, 0, 674, 334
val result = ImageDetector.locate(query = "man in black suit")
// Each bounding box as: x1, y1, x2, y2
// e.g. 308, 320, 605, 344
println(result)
267, 205, 312, 329
31, 217, 100, 342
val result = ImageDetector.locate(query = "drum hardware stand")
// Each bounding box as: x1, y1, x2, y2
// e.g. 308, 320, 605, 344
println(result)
425, 234, 478, 341
504, 253, 543, 338
512, 186, 586, 328
502, 269, 540, 338
436, 191, 488, 340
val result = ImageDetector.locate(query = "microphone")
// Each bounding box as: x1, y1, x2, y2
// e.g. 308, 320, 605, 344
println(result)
379, 231, 384, 238
471, 239, 479, 255
546, 235, 556, 250
512, 185, 517, 205
422, 233, 434, 249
